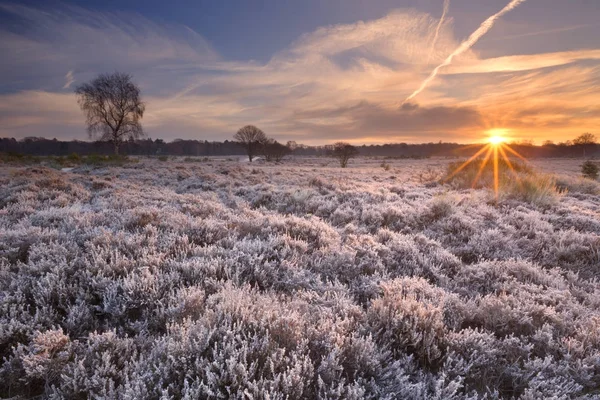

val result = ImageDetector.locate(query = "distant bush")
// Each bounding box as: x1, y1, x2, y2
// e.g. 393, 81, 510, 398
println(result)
83, 154, 135, 166
158, 155, 169, 162
581, 160, 599, 179
331, 142, 359, 168
66, 153, 81, 162
184, 157, 210, 162
262, 139, 292, 162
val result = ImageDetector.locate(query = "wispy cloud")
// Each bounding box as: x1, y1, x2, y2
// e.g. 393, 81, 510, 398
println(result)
445, 49, 600, 74
63, 70, 75, 89
490, 24, 596, 41
405, 0, 527, 102
428, 0, 450, 64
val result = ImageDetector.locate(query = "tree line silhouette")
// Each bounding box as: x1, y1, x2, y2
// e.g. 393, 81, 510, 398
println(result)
3, 136, 598, 159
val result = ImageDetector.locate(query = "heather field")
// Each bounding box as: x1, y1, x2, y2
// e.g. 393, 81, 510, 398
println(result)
2, 156, 600, 399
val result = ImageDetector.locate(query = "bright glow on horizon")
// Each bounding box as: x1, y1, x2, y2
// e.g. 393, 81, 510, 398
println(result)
488, 135, 506, 145
486, 129, 510, 145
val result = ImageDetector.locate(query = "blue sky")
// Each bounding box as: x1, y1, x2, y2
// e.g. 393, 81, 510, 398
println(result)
1, 0, 599, 143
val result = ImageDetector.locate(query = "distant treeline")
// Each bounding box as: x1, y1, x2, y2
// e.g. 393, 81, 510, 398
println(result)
1, 137, 599, 159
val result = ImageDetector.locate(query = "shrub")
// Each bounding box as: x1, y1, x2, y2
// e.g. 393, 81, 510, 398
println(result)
367, 278, 448, 370
581, 160, 599, 180
416, 166, 441, 184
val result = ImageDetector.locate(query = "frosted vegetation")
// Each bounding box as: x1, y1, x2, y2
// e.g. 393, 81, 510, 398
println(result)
1, 156, 600, 399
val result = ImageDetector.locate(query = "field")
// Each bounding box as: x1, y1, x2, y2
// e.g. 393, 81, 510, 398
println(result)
1, 156, 600, 399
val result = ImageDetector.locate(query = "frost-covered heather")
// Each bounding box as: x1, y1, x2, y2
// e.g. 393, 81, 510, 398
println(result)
1, 156, 600, 399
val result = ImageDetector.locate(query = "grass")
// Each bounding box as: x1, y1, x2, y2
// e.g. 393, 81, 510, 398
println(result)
0, 152, 136, 167
0, 152, 40, 164
444, 157, 531, 189
503, 173, 563, 207
183, 156, 210, 162
443, 157, 562, 206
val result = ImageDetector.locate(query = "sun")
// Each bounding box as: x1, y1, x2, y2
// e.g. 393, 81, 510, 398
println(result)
486, 129, 509, 146
488, 135, 506, 146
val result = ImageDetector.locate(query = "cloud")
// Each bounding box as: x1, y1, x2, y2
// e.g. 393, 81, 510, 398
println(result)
285, 101, 485, 142
0, 3, 218, 92
446, 49, 600, 74
0, 3, 599, 144
282, 10, 460, 66
490, 24, 597, 41
63, 70, 75, 89
0, 91, 81, 138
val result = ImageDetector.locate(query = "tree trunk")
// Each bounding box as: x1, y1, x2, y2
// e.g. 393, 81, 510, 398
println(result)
114, 141, 120, 155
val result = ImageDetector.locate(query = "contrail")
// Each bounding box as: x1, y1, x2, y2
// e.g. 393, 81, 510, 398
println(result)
405, 0, 527, 103
427, 0, 450, 64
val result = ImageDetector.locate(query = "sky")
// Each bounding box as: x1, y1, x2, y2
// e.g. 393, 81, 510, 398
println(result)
0, 0, 599, 145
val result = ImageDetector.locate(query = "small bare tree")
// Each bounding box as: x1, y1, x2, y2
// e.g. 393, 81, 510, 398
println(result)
234, 125, 267, 162
75, 72, 145, 155
332, 142, 359, 168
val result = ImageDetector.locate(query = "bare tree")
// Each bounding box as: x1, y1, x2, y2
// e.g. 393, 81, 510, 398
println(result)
75, 72, 145, 155
331, 142, 359, 168
234, 125, 267, 162
573, 133, 597, 158
262, 139, 292, 162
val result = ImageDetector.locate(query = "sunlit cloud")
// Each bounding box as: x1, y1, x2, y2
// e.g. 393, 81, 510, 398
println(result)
446, 49, 600, 74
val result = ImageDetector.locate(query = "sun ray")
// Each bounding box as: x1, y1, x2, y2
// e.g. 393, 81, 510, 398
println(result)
498, 143, 525, 192
502, 144, 528, 162
494, 145, 499, 201
444, 144, 490, 182
472, 146, 494, 188
498, 144, 519, 177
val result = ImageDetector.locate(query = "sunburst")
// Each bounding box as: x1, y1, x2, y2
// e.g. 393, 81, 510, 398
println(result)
444, 130, 527, 202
